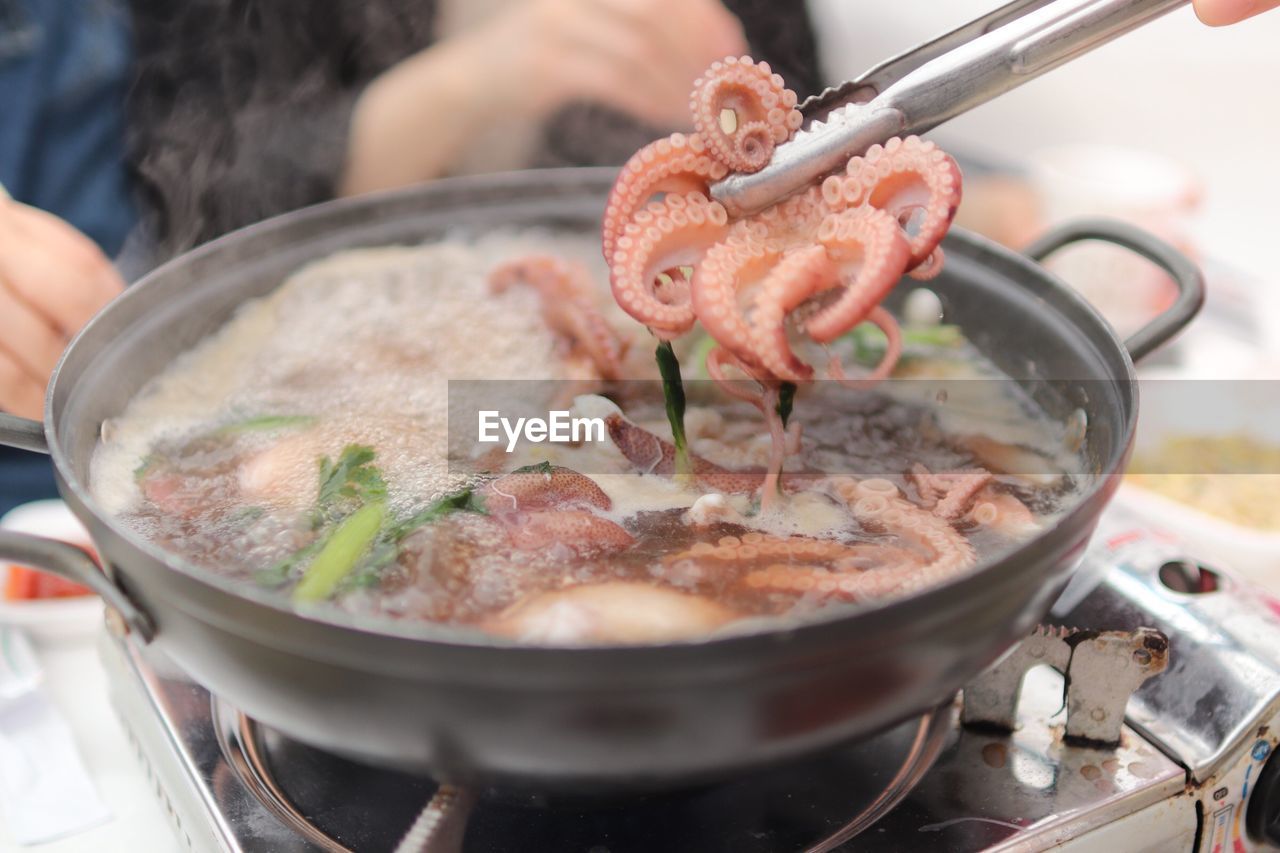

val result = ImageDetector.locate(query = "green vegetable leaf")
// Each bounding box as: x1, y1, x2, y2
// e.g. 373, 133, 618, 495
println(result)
844, 322, 964, 366
219, 414, 316, 435
776, 382, 797, 429
293, 501, 387, 603
656, 340, 693, 483
386, 488, 488, 540
316, 444, 388, 510
511, 461, 554, 477
133, 454, 160, 482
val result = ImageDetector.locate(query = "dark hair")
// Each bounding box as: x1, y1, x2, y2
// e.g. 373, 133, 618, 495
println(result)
127, 0, 821, 260
127, 0, 436, 258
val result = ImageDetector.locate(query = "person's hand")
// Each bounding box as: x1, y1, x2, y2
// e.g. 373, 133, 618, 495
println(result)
477, 0, 749, 129
0, 200, 124, 418
1195, 0, 1280, 25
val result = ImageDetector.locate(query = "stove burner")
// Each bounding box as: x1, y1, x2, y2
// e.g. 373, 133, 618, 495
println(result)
101, 518, 1280, 852
212, 696, 951, 853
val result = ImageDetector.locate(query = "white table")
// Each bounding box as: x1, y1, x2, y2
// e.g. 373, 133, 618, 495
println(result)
0, 636, 178, 853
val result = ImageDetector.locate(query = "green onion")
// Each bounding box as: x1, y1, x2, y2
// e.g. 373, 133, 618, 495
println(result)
218, 414, 317, 435
293, 501, 387, 603
776, 382, 797, 429
655, 340, 693, 483
385, 487, 487, 540
845, 323, 964, 366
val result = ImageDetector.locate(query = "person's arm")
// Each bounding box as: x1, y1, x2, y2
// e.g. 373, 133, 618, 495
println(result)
341, 0, 746, 195
1195, 0, 1280, 25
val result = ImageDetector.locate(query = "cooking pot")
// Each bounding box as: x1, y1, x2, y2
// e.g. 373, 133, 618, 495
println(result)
0, 168, 1202, 788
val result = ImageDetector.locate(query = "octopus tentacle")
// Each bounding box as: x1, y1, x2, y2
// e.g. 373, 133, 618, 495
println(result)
850, 136, 963, 270
602, 133, 729, 266
826, 306, 903, 388
489, 256, 625, 379
610, 192, 729, 339
908, 463, 993, 520
689, 56, 802, 173
827, 476, 977, 598
804, 207, 912, 344
907, 247, 945, 281
691, 224, 778, 367
705, 346, 768, 407
750, 245, 837, 382
604, 413, 765, 495
965, 486, 1040, 538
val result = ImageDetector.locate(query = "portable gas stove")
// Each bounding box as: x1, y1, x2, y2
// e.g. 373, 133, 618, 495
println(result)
101, 505, 1280, 852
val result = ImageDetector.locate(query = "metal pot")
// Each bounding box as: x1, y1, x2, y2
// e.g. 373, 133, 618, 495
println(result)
0, 168, 1202, 789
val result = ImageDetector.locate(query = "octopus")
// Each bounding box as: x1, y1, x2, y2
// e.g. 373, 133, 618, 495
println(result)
659, 477, 980, 604
481, 465, 633, 557
597, 56, 963, 505
489, 255, 627, 380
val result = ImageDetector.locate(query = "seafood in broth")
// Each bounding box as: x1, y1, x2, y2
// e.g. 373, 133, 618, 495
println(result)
90, 59, 1082, 646
91, 233, 1080, 646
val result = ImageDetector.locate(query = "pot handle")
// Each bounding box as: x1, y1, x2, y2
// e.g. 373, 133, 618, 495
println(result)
0, 413, 48, 454
1023, 217, 1205, 363
0, 531, 154, 641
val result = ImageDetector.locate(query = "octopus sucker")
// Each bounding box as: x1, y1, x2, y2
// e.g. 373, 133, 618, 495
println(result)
803, 207, 911, 345
601, 135, 729, 267
689, 57, 801, 173
610, 192, 729, 339
489, 256, 625, 379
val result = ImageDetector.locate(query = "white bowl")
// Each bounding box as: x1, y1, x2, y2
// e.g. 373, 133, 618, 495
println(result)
0, 500, 104, 646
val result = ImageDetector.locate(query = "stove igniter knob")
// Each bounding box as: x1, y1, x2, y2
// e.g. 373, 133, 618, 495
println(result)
961, 625, 1169, 746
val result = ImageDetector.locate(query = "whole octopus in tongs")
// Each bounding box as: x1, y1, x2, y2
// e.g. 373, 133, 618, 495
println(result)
598, 56, 961, 506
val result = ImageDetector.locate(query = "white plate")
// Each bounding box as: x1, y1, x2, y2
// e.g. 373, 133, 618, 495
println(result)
0, 500, 104, 646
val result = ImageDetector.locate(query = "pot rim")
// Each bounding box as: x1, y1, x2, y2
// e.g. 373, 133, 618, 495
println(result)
43, 167, 1140, 657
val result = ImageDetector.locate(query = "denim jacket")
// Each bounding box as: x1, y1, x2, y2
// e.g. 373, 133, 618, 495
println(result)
0, 0, 136, 256
0, 0, 136, 513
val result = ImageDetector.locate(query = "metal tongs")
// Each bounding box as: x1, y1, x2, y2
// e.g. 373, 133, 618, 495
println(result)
710, 0, 1190, 217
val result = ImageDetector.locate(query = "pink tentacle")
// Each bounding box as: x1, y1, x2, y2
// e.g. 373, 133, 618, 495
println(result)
750, 245, 839, 382
690, 225, 777, 366
704, 346, 768, 407
602, 133, 728, 266
489, 256, 625, 379
850, 136, 963, 270
609, 192, 729, 339
689, 56, 802, 174
826, 307, 902, 388
804, 207, 911, 344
